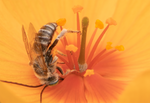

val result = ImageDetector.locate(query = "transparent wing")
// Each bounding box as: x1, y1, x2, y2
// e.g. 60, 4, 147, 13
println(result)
22, 25, 32, 62
22, 23, 47, 73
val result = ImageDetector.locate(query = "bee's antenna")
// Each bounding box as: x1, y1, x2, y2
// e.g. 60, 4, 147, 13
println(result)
40, 85, 48, 103
0, 80, 43, 88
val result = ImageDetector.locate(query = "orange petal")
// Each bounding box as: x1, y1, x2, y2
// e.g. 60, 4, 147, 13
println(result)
117, 70, 150, 103
41, 74, 87, 103
84, 73, 126, 103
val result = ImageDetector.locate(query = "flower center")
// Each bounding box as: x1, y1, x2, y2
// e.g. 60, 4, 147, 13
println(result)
56, 6, 124, 77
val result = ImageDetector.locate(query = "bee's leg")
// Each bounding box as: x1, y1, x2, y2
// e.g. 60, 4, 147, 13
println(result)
51, 56, 58, 64
40, 85, 48, 103
57, 62, 65, 64
56, 66, 64, 75
59, 76, 64, 80
46, 29, 80, 52
64, 69, 76, 75
56, 50, 67, 56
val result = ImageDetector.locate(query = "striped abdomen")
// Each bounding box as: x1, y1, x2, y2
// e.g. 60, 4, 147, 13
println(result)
34, 23, 58, 54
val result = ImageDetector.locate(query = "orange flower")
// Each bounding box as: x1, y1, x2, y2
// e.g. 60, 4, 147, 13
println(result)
0, 0, 150, 103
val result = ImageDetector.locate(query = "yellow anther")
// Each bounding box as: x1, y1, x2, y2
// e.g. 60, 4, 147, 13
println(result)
107, 42, 112, 45
72, 5, 83, 13
115, 45, 125, 51
106, 17, 117, 25
66, 44, 78, 52
106, 42, 113, 50
84, 69, 94, 77
56, 18, 66, 26
95, 19, 104, 29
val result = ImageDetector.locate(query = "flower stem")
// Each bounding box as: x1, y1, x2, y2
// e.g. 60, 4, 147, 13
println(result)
78, 17, 89, 64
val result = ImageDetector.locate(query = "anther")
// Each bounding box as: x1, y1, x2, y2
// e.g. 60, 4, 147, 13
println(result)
95, 19, 104, 29
66, 45, 78, 53
106, 17, 117, 25
72, 5, 83, 13
84, 69, 95, 77
106, 42, 113, 50
115, 45, 125, 51
56, 18, 66, 26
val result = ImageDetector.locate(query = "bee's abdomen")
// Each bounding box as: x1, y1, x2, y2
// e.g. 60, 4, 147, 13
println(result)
35, 23, 57, 52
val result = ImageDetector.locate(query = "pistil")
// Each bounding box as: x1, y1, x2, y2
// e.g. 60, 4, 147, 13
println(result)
78, 17, 89, 72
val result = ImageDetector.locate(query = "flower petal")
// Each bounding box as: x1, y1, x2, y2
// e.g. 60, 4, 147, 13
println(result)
117, 70, 150, 103
2, 0, 118, 44
84, 73, 126, 103
92, 0, 150, 80
41, 74, 87, 103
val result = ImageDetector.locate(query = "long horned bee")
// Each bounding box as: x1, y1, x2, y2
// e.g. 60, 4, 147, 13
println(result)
0, 22, 80, 103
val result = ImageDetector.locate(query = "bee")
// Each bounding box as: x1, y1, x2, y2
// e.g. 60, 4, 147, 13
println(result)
0, 22, 80, 103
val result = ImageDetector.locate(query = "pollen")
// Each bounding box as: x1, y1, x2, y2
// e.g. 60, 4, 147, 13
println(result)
106, 42, 113, 50
106, 17, 117, 25
115, 45, 125, 51
84, 69, 95, 77
95, 19, 104, 29
72, 5, 83, 13
56, 18, 66, 26
65, 44, 78, 52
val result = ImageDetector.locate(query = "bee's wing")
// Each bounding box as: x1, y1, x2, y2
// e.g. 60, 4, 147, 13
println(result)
22, 23, 48, 74
22, 25, 32, 62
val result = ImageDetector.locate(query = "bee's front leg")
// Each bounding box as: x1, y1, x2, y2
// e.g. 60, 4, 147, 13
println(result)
56, 66, 64, 75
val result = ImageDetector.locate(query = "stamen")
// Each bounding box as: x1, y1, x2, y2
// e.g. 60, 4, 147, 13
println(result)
87, 24, 109, 64
72, 5, 83, 13
56, 18, 66, 26
66, 45, 79, 71
72, 5, 83, 56
106, 17, 117, 25
86, 28, 98, 59
66, 44, 78, 52
77, 12, 81, 51
84, 69, 95, 77
64, 39, 74, 69
89, 50, 116, 69
72, 52, 80, 71
86, 19, 104, 58
57, 54, 73, 70
78, 17, 89, 65
56, 28, 74, 69
95, 19, 104, 29
115, 45, 125, 51
106, 42, 113, 50
88, 49, 106, 69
